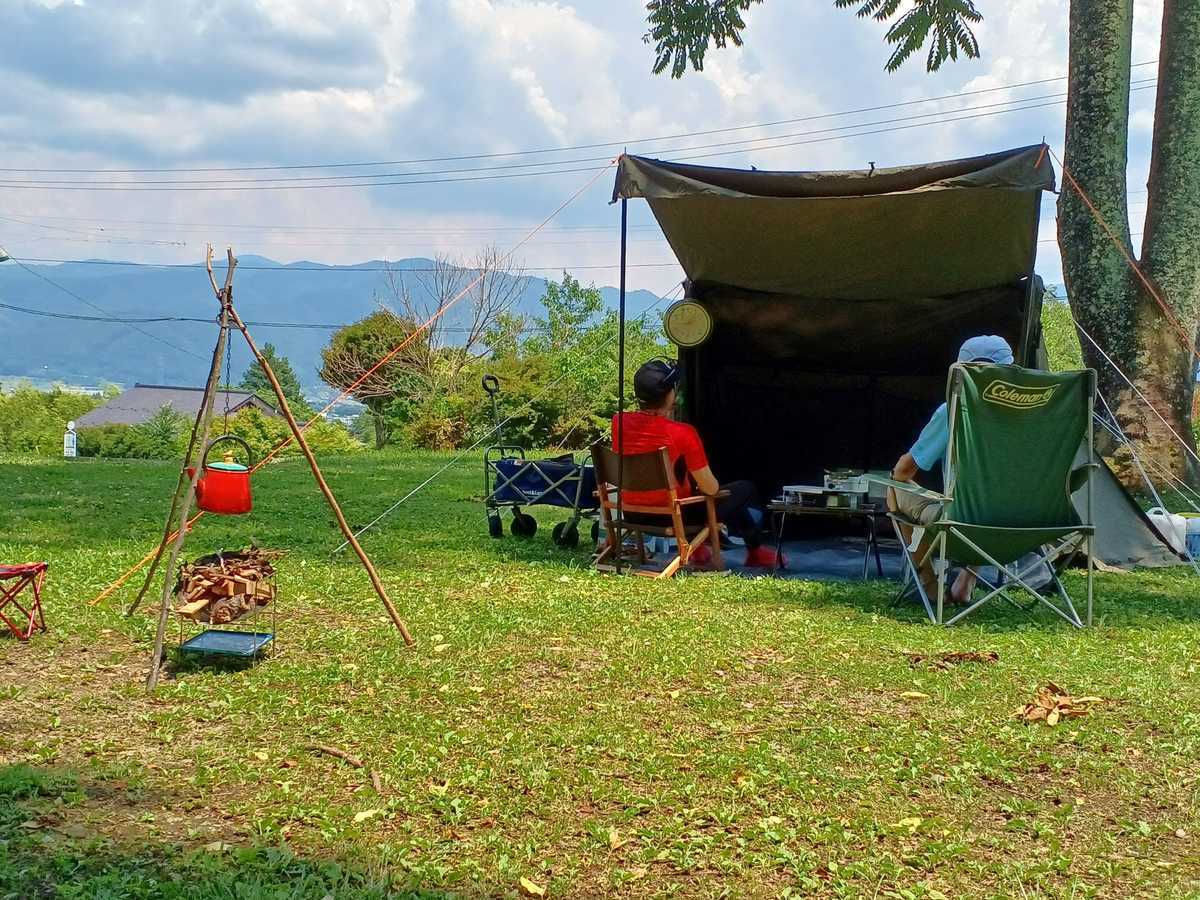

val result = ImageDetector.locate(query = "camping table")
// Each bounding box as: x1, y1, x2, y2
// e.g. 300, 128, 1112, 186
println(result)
767, 498, 885, 580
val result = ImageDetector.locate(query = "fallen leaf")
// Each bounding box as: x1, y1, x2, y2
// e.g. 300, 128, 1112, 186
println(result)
253, 751, 269, 762
353, 809, 381, 823
668, 689, 681, 700
433, 644, 450, 654
608, 827, 628, 849
894, 816, 923, 833
899, 691, 929, 700
519, 876, 546, 897
202, 841, 230, 852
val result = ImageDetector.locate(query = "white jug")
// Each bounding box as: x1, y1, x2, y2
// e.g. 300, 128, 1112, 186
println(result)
1147, 507, 1187, 554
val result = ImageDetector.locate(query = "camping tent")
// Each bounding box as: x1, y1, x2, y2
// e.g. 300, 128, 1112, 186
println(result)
612, 144, 1183, 569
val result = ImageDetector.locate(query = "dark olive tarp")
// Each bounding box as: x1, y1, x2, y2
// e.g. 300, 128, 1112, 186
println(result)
613, 144, 1053, 301
612, 145, 1182, 569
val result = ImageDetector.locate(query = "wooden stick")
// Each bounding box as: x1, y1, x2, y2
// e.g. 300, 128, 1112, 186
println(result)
128, 245, 237, 618
146, 246, 237, 690
225, 301, 415, 646
305, 743, 364, 768
370, 770, 384, 793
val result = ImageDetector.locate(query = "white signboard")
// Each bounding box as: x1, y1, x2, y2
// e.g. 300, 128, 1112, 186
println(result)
64, 421, 77, 458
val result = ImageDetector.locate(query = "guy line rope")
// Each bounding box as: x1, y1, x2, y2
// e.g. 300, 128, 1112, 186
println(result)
331, 283, 685, 553
89, 160, 617, 607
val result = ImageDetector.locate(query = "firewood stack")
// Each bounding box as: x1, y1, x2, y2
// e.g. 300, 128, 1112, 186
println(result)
173, 547, 282, 625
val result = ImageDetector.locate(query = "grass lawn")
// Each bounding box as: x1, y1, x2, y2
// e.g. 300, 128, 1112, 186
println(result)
1, 450, 1199, 899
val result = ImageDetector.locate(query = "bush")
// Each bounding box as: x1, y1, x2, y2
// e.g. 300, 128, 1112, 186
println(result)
217, 406, 361, 461
0, 383, 106, 455
79, 406, 360, 461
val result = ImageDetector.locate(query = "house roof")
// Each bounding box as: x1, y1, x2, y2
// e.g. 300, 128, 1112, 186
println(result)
75, 383, 278, 428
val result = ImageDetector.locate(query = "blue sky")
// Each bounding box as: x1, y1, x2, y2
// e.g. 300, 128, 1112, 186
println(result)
0, 0, 1165, 296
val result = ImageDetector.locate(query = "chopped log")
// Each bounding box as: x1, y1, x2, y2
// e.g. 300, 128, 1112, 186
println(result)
172, 546, 283, 623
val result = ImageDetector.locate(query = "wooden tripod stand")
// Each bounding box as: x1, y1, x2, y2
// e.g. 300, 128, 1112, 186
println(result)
137, 246, 414, 690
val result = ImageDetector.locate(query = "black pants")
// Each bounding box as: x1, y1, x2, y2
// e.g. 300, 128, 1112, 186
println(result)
627, 479, 764, 546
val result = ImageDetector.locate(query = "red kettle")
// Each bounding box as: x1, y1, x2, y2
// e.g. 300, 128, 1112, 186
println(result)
189, 435, 254, 515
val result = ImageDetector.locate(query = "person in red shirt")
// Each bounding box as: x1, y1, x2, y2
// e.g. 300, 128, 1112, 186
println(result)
612, 358, 767, 556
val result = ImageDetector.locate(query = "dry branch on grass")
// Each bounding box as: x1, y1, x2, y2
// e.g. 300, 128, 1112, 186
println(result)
1015, 682, 1103, 726
172, 547, 282, 624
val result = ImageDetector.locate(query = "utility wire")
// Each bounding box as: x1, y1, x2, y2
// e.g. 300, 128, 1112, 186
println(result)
0, 83, 1159, 193
0, 83, 1140, 188
0, 60, 1158, 175
3, 256, 206, 361
1, 258, 681, 272
0, 299, 558, 333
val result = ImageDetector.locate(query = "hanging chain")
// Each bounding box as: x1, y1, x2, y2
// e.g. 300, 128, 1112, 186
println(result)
222, 290, 233, 436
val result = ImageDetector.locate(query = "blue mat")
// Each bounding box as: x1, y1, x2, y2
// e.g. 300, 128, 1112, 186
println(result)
727, 537, 904, 582
180, 629, 274, 658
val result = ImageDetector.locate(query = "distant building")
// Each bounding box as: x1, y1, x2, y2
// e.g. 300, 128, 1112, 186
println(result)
75, 383, 279, 428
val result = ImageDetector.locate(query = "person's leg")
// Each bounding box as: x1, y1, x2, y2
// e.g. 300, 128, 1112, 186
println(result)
890, 489, 943, 596
714, 480, 766, 545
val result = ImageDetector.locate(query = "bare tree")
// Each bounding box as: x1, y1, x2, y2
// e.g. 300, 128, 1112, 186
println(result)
382, 247, 529, 387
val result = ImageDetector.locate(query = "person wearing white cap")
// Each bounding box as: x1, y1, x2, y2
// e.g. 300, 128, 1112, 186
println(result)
887, 335, 1015, 601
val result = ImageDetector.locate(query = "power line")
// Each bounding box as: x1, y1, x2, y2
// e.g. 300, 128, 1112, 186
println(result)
2, 256, 207, 361
0, 299, 556, 333
1, 258, 681, 272
0, 84, 1090, 187
0, 81, 1159, 192
0, 60, 1158, 175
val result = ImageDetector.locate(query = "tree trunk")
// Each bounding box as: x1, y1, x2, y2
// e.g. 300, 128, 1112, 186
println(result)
1060, 0, 1200, 484
367, 399, 389, 450
1131, 0, 1200, 482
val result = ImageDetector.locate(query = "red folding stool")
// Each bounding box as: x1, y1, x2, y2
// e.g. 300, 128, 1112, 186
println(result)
0, 562, 48, 641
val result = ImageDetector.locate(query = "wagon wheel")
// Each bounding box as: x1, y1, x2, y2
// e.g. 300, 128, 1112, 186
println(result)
552, 521, 580, 548
511, 511, 537, 538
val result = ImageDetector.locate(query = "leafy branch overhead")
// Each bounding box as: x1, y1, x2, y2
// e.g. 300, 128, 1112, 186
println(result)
834, 0, 981, 72
646, 0, 981, 77
644, 0, 763, 77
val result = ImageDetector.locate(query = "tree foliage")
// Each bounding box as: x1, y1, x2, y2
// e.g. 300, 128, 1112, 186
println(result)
645, 0, 980, 76
240, 343, 309, 416
348, 273, 670, 451
1041, 288, 1084, 373
0, 383, 106, 455
319, 309, 429, 449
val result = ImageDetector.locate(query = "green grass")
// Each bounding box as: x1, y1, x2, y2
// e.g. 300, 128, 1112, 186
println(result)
1, 450, 1199, 898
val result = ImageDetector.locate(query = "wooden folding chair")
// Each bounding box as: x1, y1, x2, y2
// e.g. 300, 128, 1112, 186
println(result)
0, 562, 48, 641
590, 442, 726, 578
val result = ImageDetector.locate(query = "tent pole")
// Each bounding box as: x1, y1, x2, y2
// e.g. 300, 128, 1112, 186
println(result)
616, 196, 628, 574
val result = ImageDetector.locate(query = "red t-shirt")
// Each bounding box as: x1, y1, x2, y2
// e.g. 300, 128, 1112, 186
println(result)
610, 410, 709, 507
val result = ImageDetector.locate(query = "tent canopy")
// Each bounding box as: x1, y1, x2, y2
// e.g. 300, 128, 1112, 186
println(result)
612, 145, 1054, 495
611, 145, 1181, 570
613, 144, 1054, 301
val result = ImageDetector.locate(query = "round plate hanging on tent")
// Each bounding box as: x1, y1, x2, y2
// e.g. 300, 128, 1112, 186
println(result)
663, 300, 713, 348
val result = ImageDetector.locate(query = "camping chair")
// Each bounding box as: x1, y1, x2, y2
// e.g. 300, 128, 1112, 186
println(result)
590, 441, 726, 578
874, 364, 1097, 627
0, 562, 48, 641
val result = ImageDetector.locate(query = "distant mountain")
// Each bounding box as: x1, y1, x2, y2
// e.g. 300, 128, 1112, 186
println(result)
0, 256, 667, 391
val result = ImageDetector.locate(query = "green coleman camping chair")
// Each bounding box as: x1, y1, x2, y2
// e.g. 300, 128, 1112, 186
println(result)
875, 363, 1097, 627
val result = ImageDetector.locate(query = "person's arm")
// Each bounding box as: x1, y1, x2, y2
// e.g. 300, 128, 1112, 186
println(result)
892, 452, 920, 483
690, 464, 720, 496
887, 452, 920, 513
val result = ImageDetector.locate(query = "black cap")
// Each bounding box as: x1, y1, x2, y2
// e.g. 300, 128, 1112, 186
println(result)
634, 358, 680, 405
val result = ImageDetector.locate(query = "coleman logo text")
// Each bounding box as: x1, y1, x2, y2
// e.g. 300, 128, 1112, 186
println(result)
982, 380, 1057, 409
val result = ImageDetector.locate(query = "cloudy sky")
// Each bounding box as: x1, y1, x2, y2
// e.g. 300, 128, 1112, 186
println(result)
0, 0, 1166, 296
